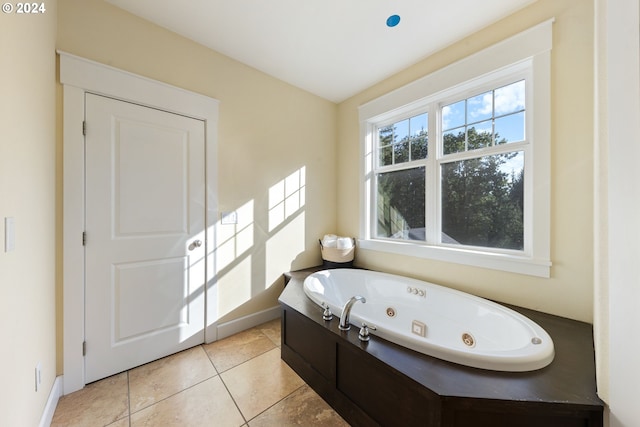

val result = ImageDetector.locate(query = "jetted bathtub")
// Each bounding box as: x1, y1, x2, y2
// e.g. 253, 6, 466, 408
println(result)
303, 269, 554, 372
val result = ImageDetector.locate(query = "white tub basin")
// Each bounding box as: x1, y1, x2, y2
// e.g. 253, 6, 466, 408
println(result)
303, 269, 554, 372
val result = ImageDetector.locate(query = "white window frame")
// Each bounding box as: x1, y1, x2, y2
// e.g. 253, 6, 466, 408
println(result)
359, 20, 553, 278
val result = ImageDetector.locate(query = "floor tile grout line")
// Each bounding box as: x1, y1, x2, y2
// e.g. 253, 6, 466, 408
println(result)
201, 343, 222, 376
126, 345, 220, 415
212, 345, 278, 374
205, 327, 283, 425
215, 364, 249, 426
126, 371, 131, 426
203, 331, 279, 375
127, 370, 221, 416
119, 369, 131, 427
243, 383, 307, 425
128, 334, 275, 417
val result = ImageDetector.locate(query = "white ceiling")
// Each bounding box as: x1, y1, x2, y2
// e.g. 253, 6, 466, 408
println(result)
106, 0, 536, 103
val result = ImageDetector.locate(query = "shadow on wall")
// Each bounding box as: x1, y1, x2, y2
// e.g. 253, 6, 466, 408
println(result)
211, 166, 309, 324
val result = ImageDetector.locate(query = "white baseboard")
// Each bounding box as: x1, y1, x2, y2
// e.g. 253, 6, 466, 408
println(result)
210, 306, 281, 342
39, 376, 63, 427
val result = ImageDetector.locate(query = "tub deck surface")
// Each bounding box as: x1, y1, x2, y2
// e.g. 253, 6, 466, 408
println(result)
280, 267, 603, 426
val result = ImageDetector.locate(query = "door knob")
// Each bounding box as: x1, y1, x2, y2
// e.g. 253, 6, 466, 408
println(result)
189, 240, 203, 251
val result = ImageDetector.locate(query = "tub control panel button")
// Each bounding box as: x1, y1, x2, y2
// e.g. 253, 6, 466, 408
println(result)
407, 286, 426, 298
412, 320, 427, 337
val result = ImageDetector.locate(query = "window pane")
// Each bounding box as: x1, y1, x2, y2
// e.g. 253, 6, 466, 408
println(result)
495, 111, 525, 144
467, 90, 492, 124
411, 133, 428, 160
394, 139, 410, 164
394, 119, 409, 143
379, 125, 394, 145
410, 113, 427, 137
443, 127, 466, 154
376, 167, 425, 240
379, 145, 393, 166
441, 152, 524, 250
494, 80, 525, 116
410, 113, 428, 160
467, 122, 493, 150
379, 114, 429, 165
378, 125, 393, 166
442, 100, 465, 130
442, 80, 526, 157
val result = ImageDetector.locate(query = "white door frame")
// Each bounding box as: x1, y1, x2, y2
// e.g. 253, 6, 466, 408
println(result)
59, 51, 219, 394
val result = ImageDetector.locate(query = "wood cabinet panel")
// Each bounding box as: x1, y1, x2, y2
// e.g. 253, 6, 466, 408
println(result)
448, 410, 589, 427
283, 309, 335, 381
337, 343, 440, 426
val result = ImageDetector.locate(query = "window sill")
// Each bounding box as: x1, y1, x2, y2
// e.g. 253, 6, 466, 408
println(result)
358, 239, 551, 278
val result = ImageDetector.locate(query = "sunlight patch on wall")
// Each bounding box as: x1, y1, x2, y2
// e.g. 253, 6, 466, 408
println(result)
269, 166, 306, 232
266, 212, 305, 289
211, 166, 308, 321
217, 255, 253, 318
215, 199, 254, 271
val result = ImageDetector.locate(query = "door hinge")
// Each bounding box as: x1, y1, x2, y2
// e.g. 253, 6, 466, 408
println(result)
82, 121, 86, 136
82, 231, 86, 246
82, 341, 86, 356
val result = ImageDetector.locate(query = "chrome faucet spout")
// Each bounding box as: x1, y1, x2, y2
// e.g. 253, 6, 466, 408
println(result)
339, 295, 366, 331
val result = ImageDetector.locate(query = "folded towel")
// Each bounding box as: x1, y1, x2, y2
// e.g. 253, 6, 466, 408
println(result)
337, 237, 353, 249
322, 234, 338, 248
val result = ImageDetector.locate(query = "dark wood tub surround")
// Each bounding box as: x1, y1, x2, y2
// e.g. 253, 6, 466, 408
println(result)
280, 268, 604, 427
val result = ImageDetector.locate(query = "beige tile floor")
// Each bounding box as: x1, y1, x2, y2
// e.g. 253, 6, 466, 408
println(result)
51, 319, 349, 427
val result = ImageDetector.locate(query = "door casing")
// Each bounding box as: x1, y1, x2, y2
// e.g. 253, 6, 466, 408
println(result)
60, 51, 220, 395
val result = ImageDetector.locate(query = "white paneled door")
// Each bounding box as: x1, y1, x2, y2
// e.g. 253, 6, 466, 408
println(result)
84, 93, 206, 383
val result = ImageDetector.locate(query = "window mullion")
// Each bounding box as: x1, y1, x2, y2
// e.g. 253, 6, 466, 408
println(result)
425, 104, 439, 245
439, 140, 528, 164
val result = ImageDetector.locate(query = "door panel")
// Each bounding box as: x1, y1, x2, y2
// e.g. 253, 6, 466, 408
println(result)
115, 120, 189, 236
113, 257, 189, 342
84, 93, 206, 383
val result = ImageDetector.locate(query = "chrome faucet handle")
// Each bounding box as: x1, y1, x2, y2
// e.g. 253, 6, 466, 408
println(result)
358, 323, 377, 342
322, 303, 333, 321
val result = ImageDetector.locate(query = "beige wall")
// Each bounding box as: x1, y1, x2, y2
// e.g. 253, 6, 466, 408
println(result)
595, 0, 640, 422
56, 0, 338, 368
0, 1, 58, 425
337, 0, 594, 323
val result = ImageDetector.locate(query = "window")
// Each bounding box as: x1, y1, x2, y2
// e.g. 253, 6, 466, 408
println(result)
374, 78, 527, 249
439, 80, 526, 251
359, 20, 552, 277
376, 113, 427, 240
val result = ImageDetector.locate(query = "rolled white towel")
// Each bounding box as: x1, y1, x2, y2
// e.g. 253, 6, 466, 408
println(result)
337, 237, 353, 249
322, 234, 338, 248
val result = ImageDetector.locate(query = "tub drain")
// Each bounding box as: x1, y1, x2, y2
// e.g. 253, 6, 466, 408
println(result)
461, 332, 476, 347
386, 307, 396, 317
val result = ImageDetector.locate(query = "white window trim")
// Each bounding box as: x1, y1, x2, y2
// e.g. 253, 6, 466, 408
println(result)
359, 19, 553, 278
